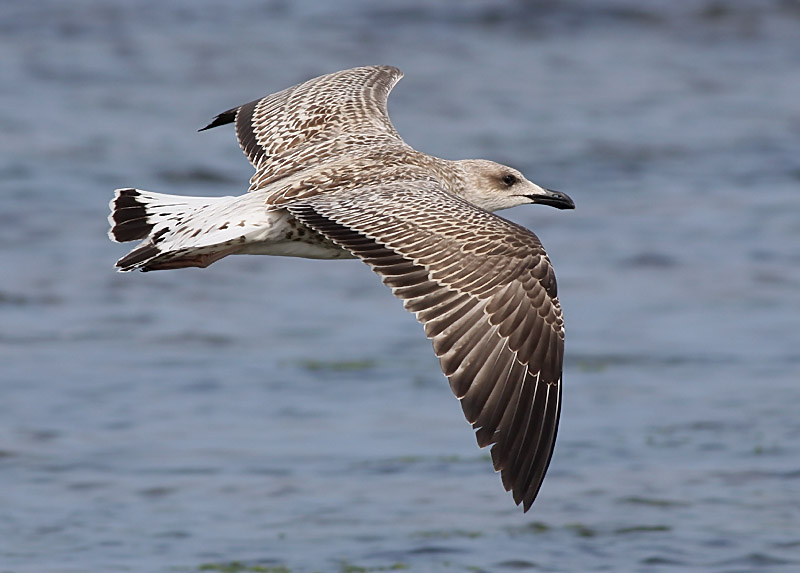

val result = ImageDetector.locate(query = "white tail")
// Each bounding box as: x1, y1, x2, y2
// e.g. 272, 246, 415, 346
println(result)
108, 188, 267, 271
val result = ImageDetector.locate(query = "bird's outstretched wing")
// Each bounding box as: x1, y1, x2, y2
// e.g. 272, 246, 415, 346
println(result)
287, 181, 564, 511
200, 65, 407, 191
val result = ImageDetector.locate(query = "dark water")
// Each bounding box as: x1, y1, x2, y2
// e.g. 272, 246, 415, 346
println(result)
2, 1, 799, 571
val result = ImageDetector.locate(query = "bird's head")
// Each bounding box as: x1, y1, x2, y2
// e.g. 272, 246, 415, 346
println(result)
455, 159, 574, 213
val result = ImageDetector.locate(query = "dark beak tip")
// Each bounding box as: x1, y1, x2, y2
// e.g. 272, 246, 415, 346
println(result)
541, 189, 575, 210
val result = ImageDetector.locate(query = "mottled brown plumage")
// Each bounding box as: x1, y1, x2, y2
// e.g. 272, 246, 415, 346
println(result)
109, 65, 574, 511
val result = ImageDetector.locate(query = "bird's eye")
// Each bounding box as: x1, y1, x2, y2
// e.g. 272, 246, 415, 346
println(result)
502, 174, 517, 186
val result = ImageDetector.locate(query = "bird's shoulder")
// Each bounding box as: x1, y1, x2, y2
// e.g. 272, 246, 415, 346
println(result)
255, 147, 450, 209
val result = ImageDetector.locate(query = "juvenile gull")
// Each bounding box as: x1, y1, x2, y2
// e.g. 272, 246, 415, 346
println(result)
108, 65, 574, 511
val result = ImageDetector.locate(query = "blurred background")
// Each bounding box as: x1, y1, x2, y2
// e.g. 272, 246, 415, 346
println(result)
1, 1, 799, 571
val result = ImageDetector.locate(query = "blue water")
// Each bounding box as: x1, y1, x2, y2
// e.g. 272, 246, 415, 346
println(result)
2, 1, 799, 571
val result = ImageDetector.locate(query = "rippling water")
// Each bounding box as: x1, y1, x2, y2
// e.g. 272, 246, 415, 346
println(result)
2, 1, 799, 571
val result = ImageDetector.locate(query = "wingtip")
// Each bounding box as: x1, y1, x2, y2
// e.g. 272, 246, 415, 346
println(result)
198, 108, 239, 132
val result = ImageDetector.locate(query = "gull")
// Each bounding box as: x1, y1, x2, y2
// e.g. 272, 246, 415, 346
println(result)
108, 65, 574, 511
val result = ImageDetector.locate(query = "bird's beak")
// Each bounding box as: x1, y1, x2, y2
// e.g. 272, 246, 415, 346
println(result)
527, 189, 575, 210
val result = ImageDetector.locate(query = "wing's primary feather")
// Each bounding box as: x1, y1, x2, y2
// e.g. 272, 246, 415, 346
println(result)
287, 181, 564, 511
199, 66, 407, 191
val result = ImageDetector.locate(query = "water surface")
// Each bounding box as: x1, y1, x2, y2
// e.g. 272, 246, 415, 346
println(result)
1, 1, 799, 571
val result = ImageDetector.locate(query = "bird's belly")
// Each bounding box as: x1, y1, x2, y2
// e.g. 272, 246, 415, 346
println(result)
239, 210, 355, 260
240, 239, 354, 259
